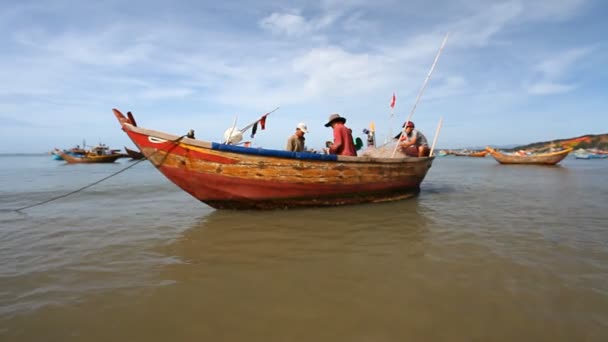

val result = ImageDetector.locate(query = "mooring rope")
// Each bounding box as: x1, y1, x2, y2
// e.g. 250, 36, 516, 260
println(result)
13, 158, 148, 213
3, 134, 188, 214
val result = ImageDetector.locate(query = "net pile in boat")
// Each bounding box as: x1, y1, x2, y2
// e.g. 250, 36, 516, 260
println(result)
360, 141, 408, 158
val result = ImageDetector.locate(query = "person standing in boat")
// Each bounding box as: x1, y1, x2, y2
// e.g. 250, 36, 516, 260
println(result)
396, 121, 430, 157
286, 122, 308, 152
324, 113, 357, 156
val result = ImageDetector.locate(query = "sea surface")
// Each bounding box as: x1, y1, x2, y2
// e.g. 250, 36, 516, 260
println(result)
1, 154, 607, 341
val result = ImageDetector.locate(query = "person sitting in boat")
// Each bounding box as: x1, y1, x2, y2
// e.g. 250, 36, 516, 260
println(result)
396, 121, 429, 157
324, 113, 356, 156
286, 122, 308, 152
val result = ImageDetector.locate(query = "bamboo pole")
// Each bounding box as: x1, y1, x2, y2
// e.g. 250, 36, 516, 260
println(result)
392, 32, 450, 157
239, 107, 280, 134
388, 93, 396, 142
429, 116, 444, 157
223, 107, 280, 145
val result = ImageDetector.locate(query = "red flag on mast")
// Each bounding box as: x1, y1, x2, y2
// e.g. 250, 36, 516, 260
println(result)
390, 93, 396, 108
259, 113, 268, 129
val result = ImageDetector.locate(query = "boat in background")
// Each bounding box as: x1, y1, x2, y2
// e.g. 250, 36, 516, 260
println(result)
485, 147, 572, 165
575, 153, 608, 159
453, 150, 488, 157
51, 145, 87, 160
113, 108, 434, 210
124, 146, 144, 160
51, 151, 65, 160
55, 145, 124, 164
574, 148, 608, 159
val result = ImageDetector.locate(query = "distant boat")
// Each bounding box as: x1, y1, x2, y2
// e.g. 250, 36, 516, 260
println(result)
112, 108, 435, 210
55, 145, 123, 164
575, 153, 608, 160
124, 146, 144, 160
453, 150, 488, 157
485, 147, 572, 165
51, 151, 64, 160
51, 146, 87, 160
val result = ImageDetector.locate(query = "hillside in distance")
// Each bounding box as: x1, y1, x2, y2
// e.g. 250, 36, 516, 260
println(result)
506, 133, 608, 152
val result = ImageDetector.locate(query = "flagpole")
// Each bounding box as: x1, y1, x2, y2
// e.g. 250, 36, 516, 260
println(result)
388, 92, 396, 144
389, 108, 393, 144
239, 107, 280, 134
429, 116, 443, 157
391, 32, 449, 157
225, 106, 280, 145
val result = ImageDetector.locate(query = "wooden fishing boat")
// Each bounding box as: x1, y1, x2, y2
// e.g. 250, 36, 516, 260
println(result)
485, 147, 572, 165
453, 150, 488, 157
124, 146, 144, 160
55, 145, 123, 164
113, 108, 435, 209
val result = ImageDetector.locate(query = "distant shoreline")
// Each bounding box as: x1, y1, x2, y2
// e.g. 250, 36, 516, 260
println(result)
4, 132, 607, 156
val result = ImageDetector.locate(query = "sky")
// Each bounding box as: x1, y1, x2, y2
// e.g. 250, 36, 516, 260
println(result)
0, 0, 606, 153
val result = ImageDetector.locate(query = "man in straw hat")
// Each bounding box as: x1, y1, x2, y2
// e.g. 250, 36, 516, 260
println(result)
324, 113, 356, 156
286, 122, 308, 152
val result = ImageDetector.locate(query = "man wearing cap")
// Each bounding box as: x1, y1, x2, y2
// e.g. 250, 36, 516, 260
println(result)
397, 121, 429, 157
324, 113, 357, 156
286, 122, 308, 152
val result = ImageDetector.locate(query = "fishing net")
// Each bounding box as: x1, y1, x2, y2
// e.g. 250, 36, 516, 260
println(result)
360, 141, 408, 158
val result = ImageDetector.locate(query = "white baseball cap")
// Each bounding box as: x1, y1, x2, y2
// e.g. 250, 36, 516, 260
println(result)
297, 122, 308, 133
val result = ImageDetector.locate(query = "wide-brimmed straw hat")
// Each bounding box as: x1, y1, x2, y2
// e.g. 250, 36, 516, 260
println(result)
324, 113, 347, 127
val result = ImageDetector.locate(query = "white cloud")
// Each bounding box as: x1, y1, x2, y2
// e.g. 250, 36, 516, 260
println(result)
259, 11, 339, 37
535, 47, 593, 78
526, 46, 593, 95
527, 82, 577, 95
260, 12, 309, 36
448, 2, 523, 47
292, 47, 387, 97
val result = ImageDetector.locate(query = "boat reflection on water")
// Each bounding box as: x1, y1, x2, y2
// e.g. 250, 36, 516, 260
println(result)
142, 201, 435, 341
159, 200, 433, 272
